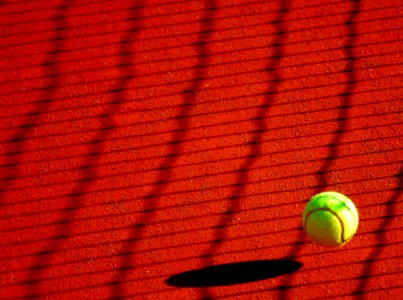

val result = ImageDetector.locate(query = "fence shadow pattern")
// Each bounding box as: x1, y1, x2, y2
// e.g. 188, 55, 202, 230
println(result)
0, 0, 402, 299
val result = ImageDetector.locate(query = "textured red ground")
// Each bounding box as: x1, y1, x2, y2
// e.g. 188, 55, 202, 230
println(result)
0, 0, 402, 299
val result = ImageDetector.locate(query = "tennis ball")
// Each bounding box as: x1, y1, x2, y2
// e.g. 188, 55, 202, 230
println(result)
302, 191, 359, 247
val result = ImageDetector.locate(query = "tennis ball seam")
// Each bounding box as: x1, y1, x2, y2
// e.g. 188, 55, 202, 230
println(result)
310, 193, 358, 229
304, 207, 346, 244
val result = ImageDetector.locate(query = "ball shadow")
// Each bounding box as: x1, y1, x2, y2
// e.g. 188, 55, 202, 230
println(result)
165, 259, 302, 287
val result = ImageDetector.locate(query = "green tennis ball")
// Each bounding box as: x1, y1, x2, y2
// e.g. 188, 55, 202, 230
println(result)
302, 191, 359, 247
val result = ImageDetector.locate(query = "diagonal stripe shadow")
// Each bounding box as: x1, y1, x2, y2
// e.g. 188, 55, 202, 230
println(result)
196, 1, 290, 299
1, 155, 400, 230
1, 0, 398, 52
353, 166, 402, 298
0, 187, 399, 274
22, 1, 146, 298
0, 1, 71, 204
108, 1, 215, 299
278, 0, 362, 298
0, 0, 345, 41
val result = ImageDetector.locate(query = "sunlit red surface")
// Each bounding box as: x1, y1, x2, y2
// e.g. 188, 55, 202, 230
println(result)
0, 0, 402, 299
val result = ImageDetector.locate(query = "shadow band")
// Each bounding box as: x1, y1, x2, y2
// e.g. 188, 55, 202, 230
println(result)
166, 259, 302, 287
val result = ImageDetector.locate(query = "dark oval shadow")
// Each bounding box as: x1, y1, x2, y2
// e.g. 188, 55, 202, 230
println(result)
165, 259, 302, 287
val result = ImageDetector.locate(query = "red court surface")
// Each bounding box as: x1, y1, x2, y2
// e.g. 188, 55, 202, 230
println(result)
0, 0, 402, 299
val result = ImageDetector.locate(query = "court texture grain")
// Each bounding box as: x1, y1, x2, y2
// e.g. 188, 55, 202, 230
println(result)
0, 0, 402, 299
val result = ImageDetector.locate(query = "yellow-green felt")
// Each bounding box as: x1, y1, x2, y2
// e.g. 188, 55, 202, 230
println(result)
302, 191, 359, 247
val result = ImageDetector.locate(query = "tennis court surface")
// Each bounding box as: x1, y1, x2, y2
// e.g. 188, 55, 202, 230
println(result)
0, 0, 402, 299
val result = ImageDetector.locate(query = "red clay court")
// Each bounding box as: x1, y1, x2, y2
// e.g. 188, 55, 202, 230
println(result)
0, 0, 402, 299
